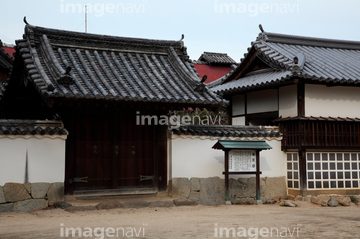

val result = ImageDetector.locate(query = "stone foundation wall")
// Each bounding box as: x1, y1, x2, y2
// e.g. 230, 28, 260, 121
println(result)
170, 176, 287, 205
0, 182, 64, 212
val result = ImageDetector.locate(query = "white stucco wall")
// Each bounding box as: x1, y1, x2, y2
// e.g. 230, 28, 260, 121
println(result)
0, 136, 66, 185
305, 84, 360, 118
232, 94, 245, 116
171, 135, 286, 179
232, 116, 245, 126
279, 85, 297, 117
247, 89, 278, 114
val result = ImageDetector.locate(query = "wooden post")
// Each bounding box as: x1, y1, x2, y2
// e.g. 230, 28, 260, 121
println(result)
224, 150, 230, 202
299, 149, 307, 195
255, 150, 262, 204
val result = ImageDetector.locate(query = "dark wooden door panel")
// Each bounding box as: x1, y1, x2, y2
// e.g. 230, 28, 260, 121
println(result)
70, 112, 156, 191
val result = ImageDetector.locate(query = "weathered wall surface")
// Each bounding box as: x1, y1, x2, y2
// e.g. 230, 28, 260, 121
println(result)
0, 136, 66, 185
170, 176, 287, 205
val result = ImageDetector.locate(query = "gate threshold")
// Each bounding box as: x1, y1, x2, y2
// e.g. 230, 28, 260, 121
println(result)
72, 188, 157, 200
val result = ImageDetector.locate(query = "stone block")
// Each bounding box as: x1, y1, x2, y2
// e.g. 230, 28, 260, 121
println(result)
189, 191, 201, 203
229, 178, 245, 200
122, 201, 150, 208
303, 195, 312, 202
0, 203, 13, 212
13, 199, 48, 212
0, 186, 5, 204
171, 178, 191, 199
262, 177, 287, 200
284, 200, 297, 207
336, 197, 351, 206
95, 201, 122, 210
236, 178, 258, 198
53, 202, 73, 209
264, 199, 277, 204
317, 195, 330, 202
233, 197, 255, 205
24, 183, 31, 195
47, 183, 64, 205
199, 177, 225, 205
65, 206, 97, 213
287, 194, 295, 200
327, 196, 339, 207
173, 198, 198, 206
3, 183, 31, 202
190, 178, 200, 191
295, 196, 303, 201
149, 201, 174, 208
311, 196, 327, 207
31, 183, 51, 199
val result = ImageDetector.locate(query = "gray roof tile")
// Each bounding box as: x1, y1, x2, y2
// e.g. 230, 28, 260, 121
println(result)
198, 52, 236, 65
172, 124, 280, 138
16, 24, 226, 106
0, 120, 68, 136
212, 31, 360, 94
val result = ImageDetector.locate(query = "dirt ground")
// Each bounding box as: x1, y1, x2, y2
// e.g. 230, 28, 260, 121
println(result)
1, 200, 360, 239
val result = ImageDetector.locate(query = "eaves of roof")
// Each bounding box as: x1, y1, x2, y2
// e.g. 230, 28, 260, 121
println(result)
213, 27, 360, 95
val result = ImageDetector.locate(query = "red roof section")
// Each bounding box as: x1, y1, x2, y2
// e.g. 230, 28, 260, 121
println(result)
2, 47, 15, 58
194, 64, 233, 84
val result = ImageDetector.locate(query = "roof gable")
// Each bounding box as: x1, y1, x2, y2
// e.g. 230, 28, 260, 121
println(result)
212, 25, 360, 94
14, 21, 225, 107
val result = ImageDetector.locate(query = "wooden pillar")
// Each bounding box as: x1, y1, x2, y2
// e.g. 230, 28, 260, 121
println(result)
224, 150, 230, 201
299, 149, 307, 195
256, 150, 261, 201
297, 81, 305, 117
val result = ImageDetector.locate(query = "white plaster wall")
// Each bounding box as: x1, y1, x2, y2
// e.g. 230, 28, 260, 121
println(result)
279, 85, 297, 117
247, 89, 278, 114
232, 94, 245, 116
0, 136, 66, 185
171, 136, 286, 179
305, 84, 360, 118
232, 116, 245, 126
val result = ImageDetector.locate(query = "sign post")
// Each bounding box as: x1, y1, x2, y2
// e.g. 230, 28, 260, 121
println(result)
212, 140, 272, 205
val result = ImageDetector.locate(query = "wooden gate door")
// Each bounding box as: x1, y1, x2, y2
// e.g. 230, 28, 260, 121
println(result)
114, 114, 155, 189
68, 112, 156, 192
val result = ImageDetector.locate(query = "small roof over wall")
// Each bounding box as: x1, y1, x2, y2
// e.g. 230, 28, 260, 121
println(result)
212, 140, 272, 151
0, 119, 68, 136
172, 124, 280, 138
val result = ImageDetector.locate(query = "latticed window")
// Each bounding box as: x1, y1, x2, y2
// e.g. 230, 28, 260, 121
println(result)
286, 153, 300, 189
307, 152, 360, 189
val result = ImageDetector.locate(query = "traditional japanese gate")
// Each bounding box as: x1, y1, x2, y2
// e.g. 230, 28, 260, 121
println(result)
64, 109, 167, 195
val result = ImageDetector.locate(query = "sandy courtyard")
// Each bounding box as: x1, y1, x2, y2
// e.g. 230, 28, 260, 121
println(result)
1, 201, 360, 239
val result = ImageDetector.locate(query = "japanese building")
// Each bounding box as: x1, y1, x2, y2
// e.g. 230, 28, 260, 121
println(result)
212, 25, 360, 196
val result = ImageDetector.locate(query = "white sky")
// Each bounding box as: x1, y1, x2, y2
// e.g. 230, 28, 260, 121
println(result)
1, 0, 360, 61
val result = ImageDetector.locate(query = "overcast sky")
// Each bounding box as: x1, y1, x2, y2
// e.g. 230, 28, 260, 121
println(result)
1, 0, 360, 61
